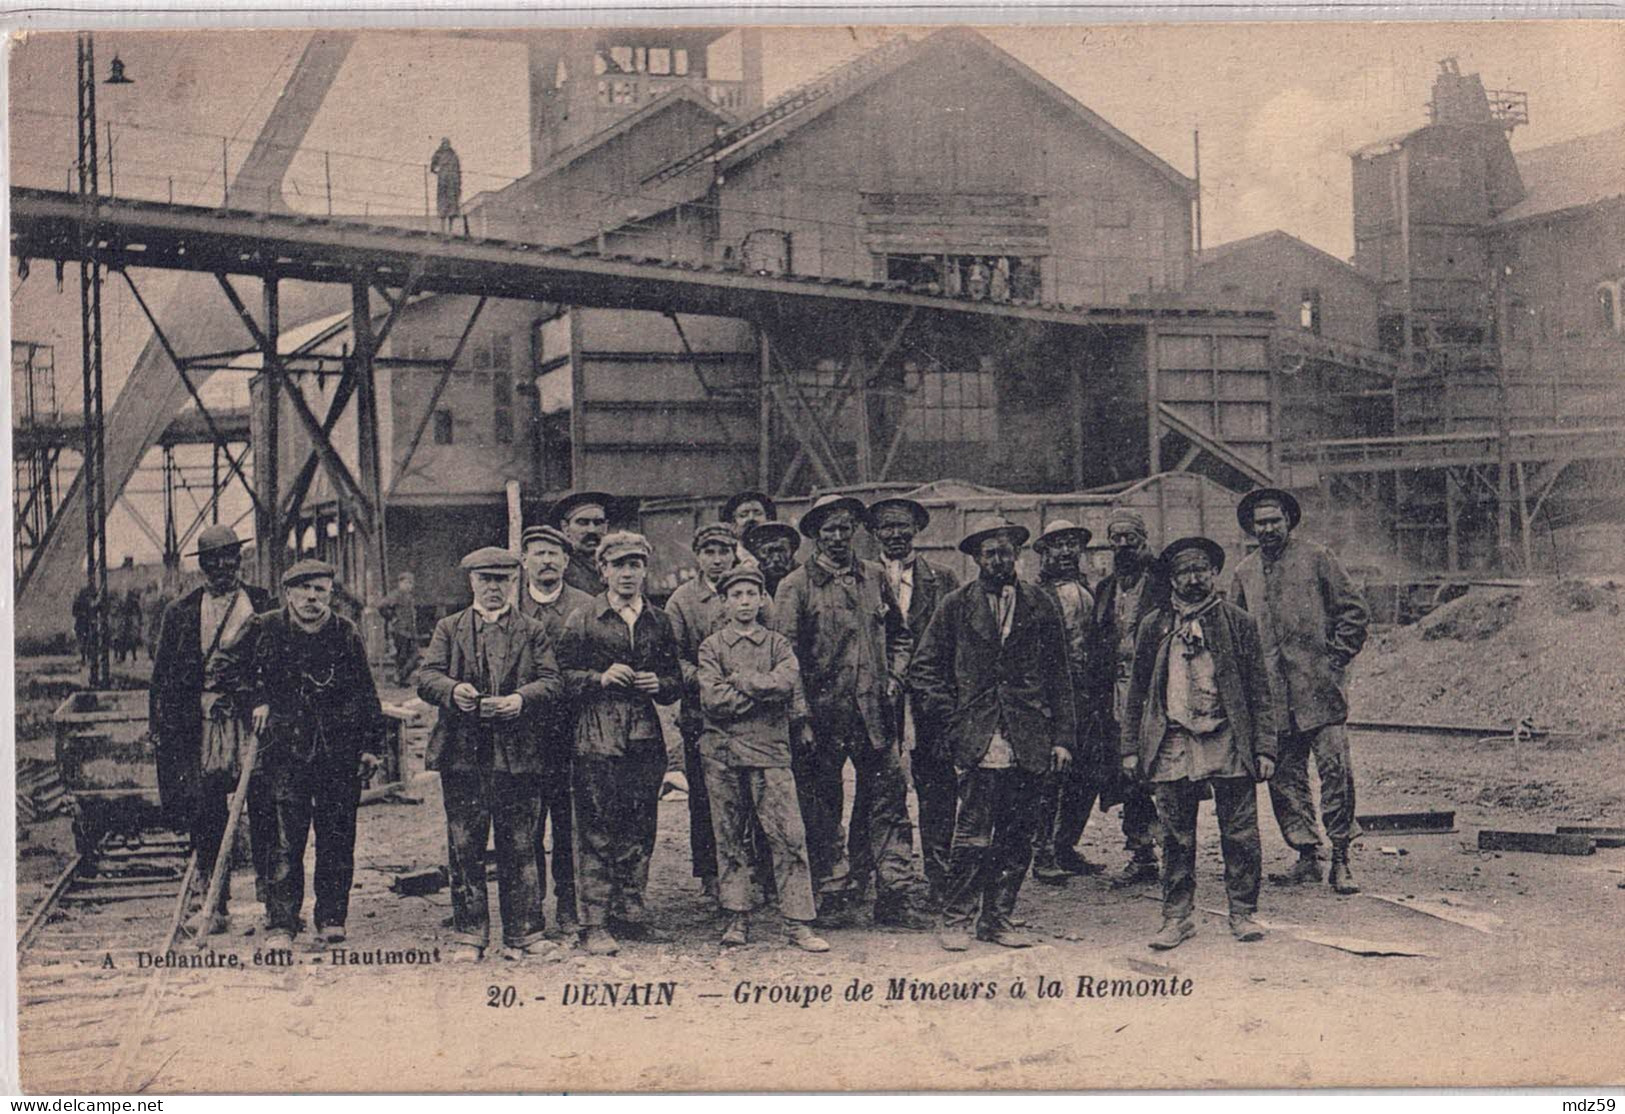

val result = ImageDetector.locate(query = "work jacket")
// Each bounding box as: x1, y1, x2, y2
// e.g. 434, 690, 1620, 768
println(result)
888, 555, 959, 760
555, 594, 682, 758
563, 550, 605, 596
519, 581, 596, 767
149, 582, 273, 823
667, 573, 776, 738
418, 606, 562, 773
229, 608, 383, 764
697, 624, 806, 768
1121, 598, 1277, 779
909, 578, 1077, 775
770, 557, 911, 748
1229, 536, 1369, 733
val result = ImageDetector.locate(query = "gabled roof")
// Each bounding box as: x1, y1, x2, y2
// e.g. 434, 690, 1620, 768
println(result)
1199, 230, 1376, 287
711, 27, 1195, 196
1497, 124, 1625, 224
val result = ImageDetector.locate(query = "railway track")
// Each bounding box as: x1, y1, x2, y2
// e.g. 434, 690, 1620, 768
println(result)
16, 829, 198, 1090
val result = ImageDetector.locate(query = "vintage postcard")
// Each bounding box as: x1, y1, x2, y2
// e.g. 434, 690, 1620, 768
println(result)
7, 15, 1625, 1094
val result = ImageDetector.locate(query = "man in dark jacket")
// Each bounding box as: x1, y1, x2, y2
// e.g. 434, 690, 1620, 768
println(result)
149, 524, 275, 931
742, 521, 801, 599
1122, 536, 1277, 950
867, 496, 959, 909
553, 491, 613, 596
771, 495, 930, 930
1229, 488, 1370, 894
518, 524, 595, 937
911, 518, 1076, 950
1084, 509, 1167, 887
555, 532, 683, 956
229, 560, 384, 950
419, 546, 564, 962
378, 570, 421, 685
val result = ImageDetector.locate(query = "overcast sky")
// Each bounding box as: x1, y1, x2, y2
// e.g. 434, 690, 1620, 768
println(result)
8, 21, 1622, 564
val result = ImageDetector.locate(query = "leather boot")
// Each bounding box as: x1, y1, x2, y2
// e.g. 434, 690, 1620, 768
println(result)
1109, 852, 1160, 889
1329, 842, 1360, 894
720, 914, 749, 947
1269, 848, 1323, 885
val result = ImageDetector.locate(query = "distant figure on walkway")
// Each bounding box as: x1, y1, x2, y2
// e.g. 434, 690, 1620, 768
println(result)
430, 138, 462, 234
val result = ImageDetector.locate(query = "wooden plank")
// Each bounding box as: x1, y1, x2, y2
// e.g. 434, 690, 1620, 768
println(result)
1477, 830, 1595, 855
1556, 825, 1625, 848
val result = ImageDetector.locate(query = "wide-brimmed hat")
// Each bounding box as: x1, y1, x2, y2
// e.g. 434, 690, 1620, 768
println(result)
743, 522, 801, 555
1160, 536, 1227, 575
799, 494, 869, 539
1034, 518, 1092, 551
1236, 487, 1302, 535
721, 490, 776, 523
282, 558, 337, 588
958, 516, 1031, 556
867, 497, 930, 532
550, 490, 616, 526
188, 524, 246, 558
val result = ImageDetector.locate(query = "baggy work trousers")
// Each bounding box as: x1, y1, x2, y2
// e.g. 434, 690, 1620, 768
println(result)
793, 714, 916, 903
263, 748, 361, 934
680, 724, 718, 881
534, 763, 577, 928
701, 756, 817, 923
441, 767, 545, 949
909, 747, 959, 903
572, 744, 666, 928
942, 766, 1042, 932
1152, 775, 1262, 924
1268, 722, 1358, 851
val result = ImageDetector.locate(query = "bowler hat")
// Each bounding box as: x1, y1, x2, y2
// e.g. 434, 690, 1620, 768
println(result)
188, 524, 245, 558
460, 546, 521, 573
743, 522, 801, 555
282, 558, 337, 588
1160, 536, 1226, 575
1033, 518, 1092, 551
958, 517, 1031, 556
1236, 487, 1302, 535
551, 490, 615, 526
867, 497, 930, 532
721, 490, 776, 523
799, 494, 869, 539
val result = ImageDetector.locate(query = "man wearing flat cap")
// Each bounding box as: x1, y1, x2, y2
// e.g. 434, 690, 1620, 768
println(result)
1028, 519, 1100, 884
419, 546, 564, 961
910, 518, 1076, 950
866, 495, 959, 909
519, 523, 596, 937
555, 531, 683, 956
742, 522, 802, 600
1122, 537, 1276, 950
1229, 488, 1370, 894
553, 491, 614, 596
150, 523, 275, 933
221, 560, 384, 949
771, 494, 929, 929
1083, 508, 1167, 887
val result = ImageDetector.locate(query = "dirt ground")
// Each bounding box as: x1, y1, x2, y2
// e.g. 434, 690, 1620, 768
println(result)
13, 657, 1625, 1093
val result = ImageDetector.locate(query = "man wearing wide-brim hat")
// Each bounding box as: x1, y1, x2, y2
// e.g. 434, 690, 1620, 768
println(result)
865, 495, 959, 909
1121, 536, 1277, 950
418, 546, 565, 962
219, 559, 384, 950
150, 523, 275, 934
910, 517, 1076, 949
552, 490, 616, 596
742, 522, 802, 599
1228, 487, 1370, 895
771, 493, 931, 929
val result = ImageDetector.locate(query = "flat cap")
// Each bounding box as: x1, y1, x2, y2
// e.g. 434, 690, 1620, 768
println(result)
282, 558, 336, 587
597, 531, 652, 566
692, 522, 738, 552
460, 546, 521, 573
717, 565, 766, 595
521, 524, 571, 551
1160, 536, 1226, 575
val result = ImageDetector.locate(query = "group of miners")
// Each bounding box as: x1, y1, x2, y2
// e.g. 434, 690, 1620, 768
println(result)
148, 481, 1369, 963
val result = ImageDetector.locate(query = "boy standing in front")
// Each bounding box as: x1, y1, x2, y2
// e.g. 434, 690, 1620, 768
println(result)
697, 566, 828, 952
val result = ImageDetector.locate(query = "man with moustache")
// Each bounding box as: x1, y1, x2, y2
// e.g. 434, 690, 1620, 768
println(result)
518, 524, 595, 937
771, 495, 930, 929
556, 532, 683, 956
742, 521, 802, 599
1027, 519, 1100, 884
553, 491, 613, 596
229, 560, 384, 950
1229, 489, 1370, 894
1122, 537, 1276, 950
910, 518, 1075, 951
1084, 509, 1167, 887
419, 547, 564, 962
866, 495, 959, 909
150, 524, 275, 933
